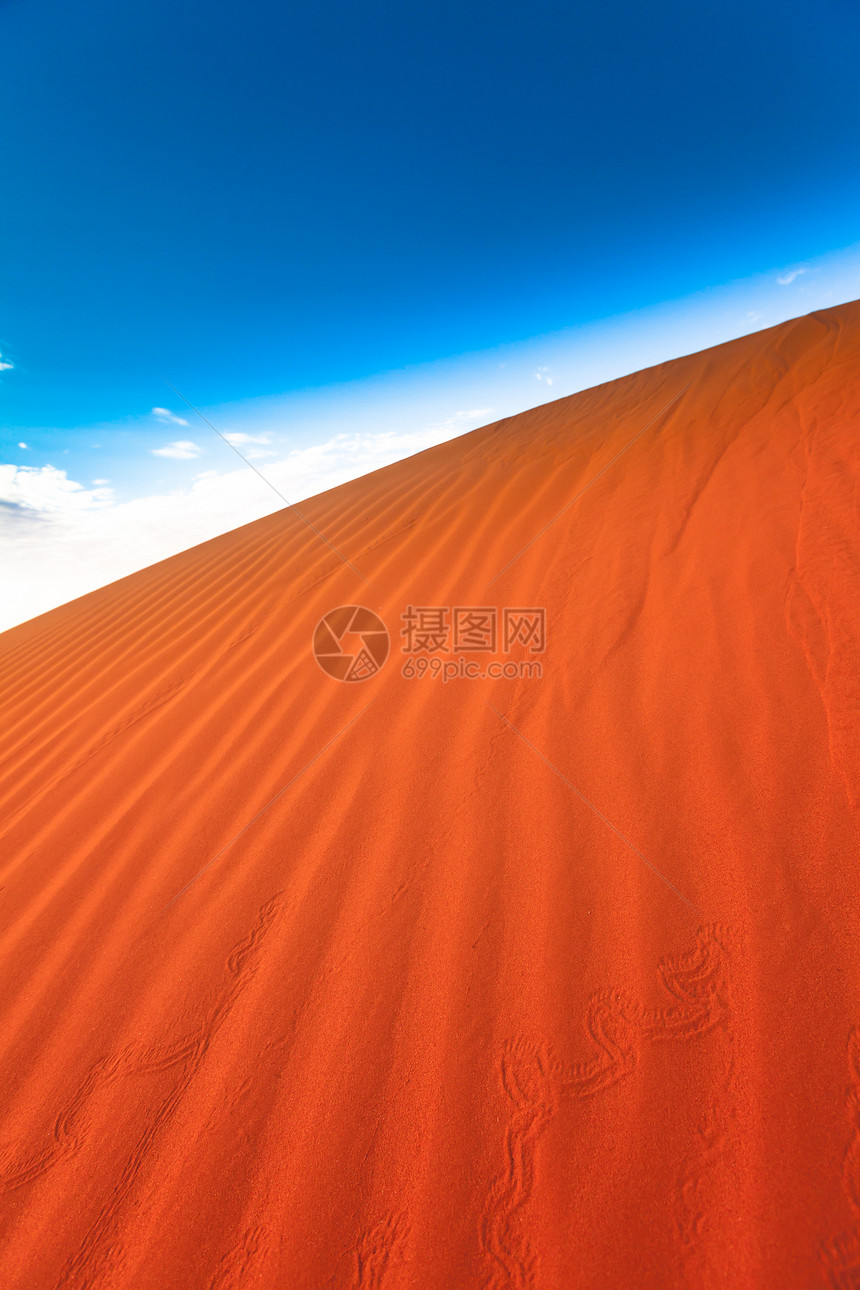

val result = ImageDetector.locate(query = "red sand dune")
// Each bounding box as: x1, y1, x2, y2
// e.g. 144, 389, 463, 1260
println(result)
1, 303, 859, 1288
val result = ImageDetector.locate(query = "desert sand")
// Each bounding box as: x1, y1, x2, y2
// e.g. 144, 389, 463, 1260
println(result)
1, 303, 859, 1288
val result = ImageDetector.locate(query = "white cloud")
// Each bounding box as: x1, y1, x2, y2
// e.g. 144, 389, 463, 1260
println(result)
777, 267, 807, 286
17, 442, 29, 450
534, 366, 553, 385
0, 464, 114, 514
92, 478, 109, 485
223, 432, 276, 460
223, 432, 272, 446
0, 362, 13, 373
152, 406, 190, 427
151, 439, 203, 460
0, 408, 493, 632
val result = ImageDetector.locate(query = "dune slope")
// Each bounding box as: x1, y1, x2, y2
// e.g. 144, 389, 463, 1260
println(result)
1, 303, 859, 1288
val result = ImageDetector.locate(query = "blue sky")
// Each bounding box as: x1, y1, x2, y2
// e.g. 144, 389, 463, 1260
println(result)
1, 0, 860, 627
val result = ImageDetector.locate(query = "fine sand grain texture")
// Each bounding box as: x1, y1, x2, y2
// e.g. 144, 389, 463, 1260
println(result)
1, 302, 859, 1287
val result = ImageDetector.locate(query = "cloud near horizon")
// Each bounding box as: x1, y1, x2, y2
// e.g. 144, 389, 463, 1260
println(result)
0, 408, 492, 631
0, 464, 114, 514
222, 431, 276, 460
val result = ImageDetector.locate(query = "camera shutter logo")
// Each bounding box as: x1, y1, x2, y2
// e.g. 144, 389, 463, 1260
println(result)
312, 605, 390, 681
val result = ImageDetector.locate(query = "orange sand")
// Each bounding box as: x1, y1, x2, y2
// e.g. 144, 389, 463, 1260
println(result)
1, 303, 859, 1288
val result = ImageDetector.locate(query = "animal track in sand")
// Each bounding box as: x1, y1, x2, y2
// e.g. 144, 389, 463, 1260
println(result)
353, 1211, 411, 1288
0, 892, 287, 1289
480, 924, 735, 1289
821, 1028, 860, 1288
